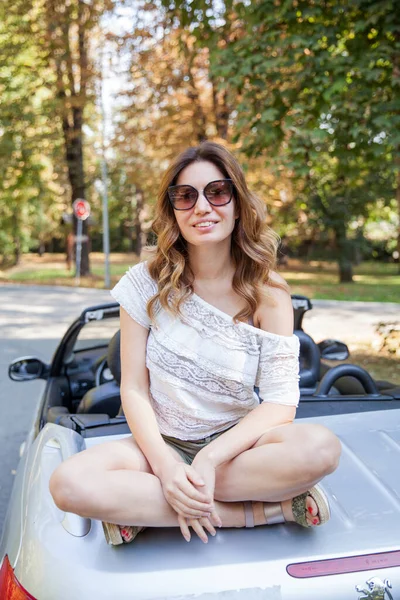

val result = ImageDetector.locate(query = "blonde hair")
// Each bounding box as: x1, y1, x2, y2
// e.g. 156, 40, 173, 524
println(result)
145, 141, 286, 324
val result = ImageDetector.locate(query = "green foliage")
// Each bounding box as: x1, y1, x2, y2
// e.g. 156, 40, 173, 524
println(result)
174, 0, 400, 280
0, 0, 66, 265
1, 0, 399, 272
0, 0, 117, 268
220, 1, 398, 161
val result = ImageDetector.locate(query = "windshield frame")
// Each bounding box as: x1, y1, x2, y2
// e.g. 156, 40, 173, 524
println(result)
50, 303, 120, 377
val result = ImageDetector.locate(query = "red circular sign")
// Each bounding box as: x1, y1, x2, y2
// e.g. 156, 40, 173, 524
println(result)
73, 199, 90, 221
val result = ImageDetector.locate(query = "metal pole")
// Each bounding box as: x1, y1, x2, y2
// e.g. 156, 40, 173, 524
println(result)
99, 46, 111, 289
75, 218, 83, 286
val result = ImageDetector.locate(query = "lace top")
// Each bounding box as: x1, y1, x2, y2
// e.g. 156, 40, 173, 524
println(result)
110, 261, 300, 441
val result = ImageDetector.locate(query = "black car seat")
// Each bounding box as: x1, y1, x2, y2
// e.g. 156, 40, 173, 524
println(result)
77, 331, 122, 417
296, 330, 321, 394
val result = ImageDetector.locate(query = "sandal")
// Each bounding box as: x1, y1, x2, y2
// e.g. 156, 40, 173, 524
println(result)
244, 484, 330, 529
289, 485, 330, 527
102, 521, 145, 545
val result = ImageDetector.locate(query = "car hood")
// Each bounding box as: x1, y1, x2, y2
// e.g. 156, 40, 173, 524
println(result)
7, 409, 400, 600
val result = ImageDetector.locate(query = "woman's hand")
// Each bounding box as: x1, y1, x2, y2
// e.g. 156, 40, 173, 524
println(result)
159, 460, 213, 520
177, 456, 222, 543
177, 514, 217, 543
191, 454, 220, 521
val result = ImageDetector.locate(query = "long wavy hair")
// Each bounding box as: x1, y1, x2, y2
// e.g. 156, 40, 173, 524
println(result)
145, 141, 286, 325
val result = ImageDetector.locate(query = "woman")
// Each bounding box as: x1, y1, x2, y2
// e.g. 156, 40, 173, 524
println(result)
49, 142, 341, 545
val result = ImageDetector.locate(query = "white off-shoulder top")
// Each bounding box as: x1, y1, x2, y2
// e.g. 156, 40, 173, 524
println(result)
110, 261, 300, 441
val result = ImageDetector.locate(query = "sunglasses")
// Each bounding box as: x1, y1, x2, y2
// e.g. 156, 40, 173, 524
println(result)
167, 179, 234, 211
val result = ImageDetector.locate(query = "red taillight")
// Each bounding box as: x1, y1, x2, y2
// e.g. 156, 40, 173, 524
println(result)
0, 555, 37, 599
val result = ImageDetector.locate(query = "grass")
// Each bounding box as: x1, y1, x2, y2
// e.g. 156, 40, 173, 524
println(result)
283, 260, 399, 303
1, 254, 399, 301
8, 264, 130, 282
10, 268, 74, 281
0, 253, 139, 289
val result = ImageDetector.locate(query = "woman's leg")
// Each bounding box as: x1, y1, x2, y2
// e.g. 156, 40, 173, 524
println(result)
49, 423, 341, 534
213, 423, 342, 526
50, 436, 180, 526
49, 435, 242, 531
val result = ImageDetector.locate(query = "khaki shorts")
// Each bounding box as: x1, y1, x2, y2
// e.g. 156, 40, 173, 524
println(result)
162, 427, 233, 465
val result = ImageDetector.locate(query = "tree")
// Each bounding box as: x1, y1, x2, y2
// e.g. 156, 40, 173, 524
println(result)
38, 0, 114, 275
169, 0, 399, 279
205, 0, 400, 280
106, 1, 233, 248
97, 1, 305, 252
0, 0, 65, 266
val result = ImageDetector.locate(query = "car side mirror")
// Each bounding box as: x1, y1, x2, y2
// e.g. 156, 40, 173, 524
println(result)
318, 340, 350, 361
8, 357, 49, 382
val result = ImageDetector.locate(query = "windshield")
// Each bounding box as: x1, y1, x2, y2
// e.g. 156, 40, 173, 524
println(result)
73, 316, 120, 352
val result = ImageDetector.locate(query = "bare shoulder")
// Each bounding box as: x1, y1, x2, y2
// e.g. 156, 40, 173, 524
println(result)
254, 271, 293, 337
268, 269, 290, 289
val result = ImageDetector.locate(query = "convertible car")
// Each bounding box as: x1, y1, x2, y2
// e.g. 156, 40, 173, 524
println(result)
1, 295, 399, 600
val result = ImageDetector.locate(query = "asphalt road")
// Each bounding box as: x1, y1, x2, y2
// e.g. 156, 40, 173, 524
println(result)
0, 284, 112, 537
0, 284, 398, 536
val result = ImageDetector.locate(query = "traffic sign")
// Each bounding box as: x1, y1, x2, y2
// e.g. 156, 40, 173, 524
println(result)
73, 199, 90, 221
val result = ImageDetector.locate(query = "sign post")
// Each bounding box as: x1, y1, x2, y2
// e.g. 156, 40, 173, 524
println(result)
72, 199, 90, 286
99, 44, 111, 289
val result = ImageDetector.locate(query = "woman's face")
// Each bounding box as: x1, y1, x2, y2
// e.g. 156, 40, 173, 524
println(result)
171, 160, 238, 248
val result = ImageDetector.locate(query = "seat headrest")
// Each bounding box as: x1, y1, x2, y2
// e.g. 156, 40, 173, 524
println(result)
107, 330, 121, 385
294, 329, 320, 388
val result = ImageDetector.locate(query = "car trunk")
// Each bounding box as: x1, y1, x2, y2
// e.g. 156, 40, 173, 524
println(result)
12, 409, 400, 600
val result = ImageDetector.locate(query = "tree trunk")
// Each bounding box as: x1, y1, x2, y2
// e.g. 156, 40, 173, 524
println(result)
334, 224, 353, 283
134, 189, 144, 257
48, 0, 91, 277
12, 211, 21, 266
353, 227, 364, 266
396, 157, 400, 274
393, 43, 400, 274
65, 105, 90, 276
183, 37, 207, 143
211, 79, 229, 140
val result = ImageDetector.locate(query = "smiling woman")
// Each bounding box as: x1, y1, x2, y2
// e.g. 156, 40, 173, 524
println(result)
146, 141, 283, 325
49, 141, 341, 548
170, 164, 237, 251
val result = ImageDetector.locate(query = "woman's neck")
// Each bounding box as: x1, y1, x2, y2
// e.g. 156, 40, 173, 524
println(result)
187, 242, 234, 282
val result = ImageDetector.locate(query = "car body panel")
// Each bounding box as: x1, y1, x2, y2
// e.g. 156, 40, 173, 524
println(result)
1, 409, 399, 600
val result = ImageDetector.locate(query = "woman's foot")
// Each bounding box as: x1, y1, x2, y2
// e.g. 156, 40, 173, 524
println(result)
119, 525, 145, 543
281, 494, 320, 526
246, 484, 330, 529
272, 485, 330, 528
102, 521, 145, 545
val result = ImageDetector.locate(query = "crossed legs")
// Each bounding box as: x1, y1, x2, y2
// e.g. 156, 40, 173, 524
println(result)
49, 422, 341, 538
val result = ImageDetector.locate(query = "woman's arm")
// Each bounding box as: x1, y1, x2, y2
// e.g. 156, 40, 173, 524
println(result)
196, 403, 296, 468
195, 275, 299, 468
120, 308, 215, 526
119, 307, 176, 477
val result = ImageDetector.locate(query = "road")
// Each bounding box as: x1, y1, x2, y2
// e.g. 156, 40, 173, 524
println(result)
0, 284, 111, 537
0, 283, 398, 535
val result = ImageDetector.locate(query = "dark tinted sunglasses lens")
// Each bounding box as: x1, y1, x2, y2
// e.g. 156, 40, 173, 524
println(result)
205, 181, 233, 205
169, 186, 197, 209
